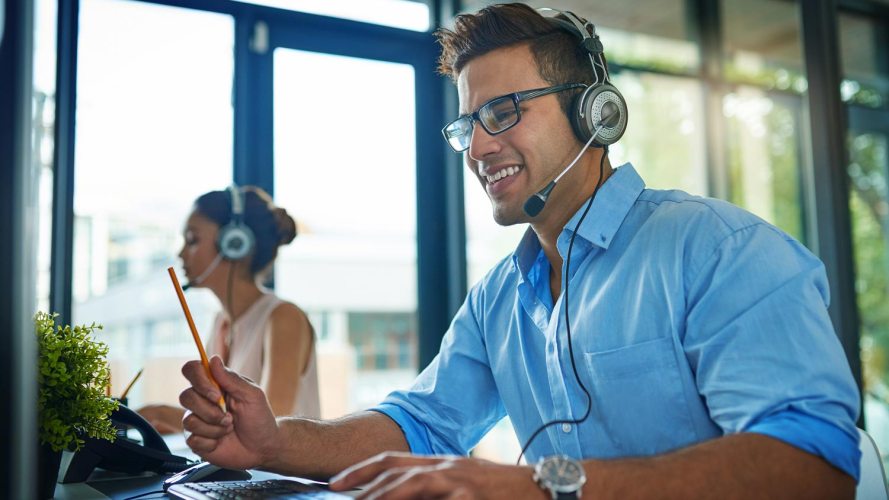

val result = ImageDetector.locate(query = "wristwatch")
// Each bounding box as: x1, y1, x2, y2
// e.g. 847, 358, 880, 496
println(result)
533, 455, 586, 499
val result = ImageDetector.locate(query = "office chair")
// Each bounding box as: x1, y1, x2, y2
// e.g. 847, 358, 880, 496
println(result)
858, 427, 889, 500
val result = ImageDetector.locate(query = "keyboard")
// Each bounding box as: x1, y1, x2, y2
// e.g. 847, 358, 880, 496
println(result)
167, 479, 351, 499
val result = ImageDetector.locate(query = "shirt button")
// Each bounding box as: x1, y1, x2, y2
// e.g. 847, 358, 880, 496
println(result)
561, 423, 572, 433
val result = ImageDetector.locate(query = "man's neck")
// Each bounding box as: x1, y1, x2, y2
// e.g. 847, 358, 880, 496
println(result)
531, 152, 613, 297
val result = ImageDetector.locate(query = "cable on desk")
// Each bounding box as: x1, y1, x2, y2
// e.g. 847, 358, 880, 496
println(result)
122, 489, 165, 500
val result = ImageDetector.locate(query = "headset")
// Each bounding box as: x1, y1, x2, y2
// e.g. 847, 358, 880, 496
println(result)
539, 7, 628, 147
217, 184, 255, 261
523, 8, 628, 218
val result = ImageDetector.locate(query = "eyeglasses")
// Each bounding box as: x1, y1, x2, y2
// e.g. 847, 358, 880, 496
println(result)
441, 83, 586, 152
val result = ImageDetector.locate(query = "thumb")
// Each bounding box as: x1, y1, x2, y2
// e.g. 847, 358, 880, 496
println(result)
208, 355, 252, 399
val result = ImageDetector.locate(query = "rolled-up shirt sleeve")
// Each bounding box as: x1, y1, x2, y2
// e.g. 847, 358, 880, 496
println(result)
684, 222, 861, 479
370, 284, 507, 456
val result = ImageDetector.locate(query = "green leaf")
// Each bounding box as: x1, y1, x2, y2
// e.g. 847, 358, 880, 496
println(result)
35, 311, 118, 452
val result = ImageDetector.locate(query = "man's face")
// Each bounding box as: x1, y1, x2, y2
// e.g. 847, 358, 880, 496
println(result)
457, 44, 579, 226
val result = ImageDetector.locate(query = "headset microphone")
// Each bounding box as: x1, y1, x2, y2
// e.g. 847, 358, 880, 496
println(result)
181, 253, 224, 291
523, 120, 607, 218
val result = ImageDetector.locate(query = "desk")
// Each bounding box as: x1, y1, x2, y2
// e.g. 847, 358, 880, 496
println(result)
52, 434, 355, 499
53, 467, 333, 499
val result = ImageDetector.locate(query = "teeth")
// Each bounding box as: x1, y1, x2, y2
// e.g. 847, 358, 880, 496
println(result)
484, 165, 522, 184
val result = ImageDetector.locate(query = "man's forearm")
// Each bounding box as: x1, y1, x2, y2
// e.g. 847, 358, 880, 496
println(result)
261, 410, 411, 479
582, 433, 855, 499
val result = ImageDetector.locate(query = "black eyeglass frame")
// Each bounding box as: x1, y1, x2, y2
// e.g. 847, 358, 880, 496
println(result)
441, 83, 587, 152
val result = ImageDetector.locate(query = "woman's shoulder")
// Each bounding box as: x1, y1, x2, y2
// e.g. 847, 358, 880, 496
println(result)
267, 297, 311, 332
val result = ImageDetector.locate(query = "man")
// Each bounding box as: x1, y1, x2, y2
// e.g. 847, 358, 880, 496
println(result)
180, 4, 860, 498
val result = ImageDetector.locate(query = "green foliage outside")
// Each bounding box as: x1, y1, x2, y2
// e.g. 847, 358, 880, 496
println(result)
36, 312, 119, 452
848, 133, 889, 400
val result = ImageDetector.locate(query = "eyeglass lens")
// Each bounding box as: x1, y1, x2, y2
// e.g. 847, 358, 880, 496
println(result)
444, 95, 519, 152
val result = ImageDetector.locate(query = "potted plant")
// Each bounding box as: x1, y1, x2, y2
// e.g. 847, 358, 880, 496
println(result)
35, 311, 119, 499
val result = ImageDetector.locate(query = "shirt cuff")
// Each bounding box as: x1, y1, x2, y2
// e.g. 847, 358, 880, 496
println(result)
747, 409, 861, 480
370, 403, 435, 455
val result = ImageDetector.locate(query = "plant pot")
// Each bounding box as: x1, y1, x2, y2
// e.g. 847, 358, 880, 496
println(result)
37, 443, 62, 499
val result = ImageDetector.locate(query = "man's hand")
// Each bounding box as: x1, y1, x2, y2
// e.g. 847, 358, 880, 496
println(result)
179, 355, 279, 470
329, 452, 547, 500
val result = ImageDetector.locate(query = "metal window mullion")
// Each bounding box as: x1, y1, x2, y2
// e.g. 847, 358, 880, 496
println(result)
50, 0, 79, 325
800, 0, 863, 396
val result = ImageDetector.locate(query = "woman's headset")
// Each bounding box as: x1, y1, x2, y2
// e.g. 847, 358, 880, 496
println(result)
538, 8, 628, 147
216, 184, 255, 261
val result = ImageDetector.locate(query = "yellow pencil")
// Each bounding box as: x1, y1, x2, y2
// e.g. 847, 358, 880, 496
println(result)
167, 267, 226, 411
119, 368, 143, 400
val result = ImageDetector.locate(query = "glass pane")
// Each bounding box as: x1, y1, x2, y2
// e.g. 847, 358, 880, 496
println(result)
72, 0, 234, 408
848, 122, 889, 471
34, 0, 58, 313
458, 0, 699, 73
839, 13, 889, 109
723, 88, 806, 241
609, 71, 707, 195
241, 0, 429, 32
721, 0, 807, 93
273, 49, 417, 419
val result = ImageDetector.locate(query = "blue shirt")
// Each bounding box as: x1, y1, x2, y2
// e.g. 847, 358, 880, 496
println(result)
373, 164, 861, 479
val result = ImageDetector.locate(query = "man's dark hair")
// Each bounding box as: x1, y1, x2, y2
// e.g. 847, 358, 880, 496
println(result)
435, 3, 599, 115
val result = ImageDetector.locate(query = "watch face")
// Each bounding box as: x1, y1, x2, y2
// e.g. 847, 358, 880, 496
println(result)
538, 456, 586, 491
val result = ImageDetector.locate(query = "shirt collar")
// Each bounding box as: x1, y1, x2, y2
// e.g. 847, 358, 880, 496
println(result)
562, 162, 645, 250
512, 162, 645, 274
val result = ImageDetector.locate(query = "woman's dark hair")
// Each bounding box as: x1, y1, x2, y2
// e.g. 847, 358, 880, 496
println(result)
435, 3, 599, 115
193, 186, 297, 277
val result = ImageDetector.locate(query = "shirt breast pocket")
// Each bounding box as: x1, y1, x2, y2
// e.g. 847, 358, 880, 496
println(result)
583, 336, 698, 457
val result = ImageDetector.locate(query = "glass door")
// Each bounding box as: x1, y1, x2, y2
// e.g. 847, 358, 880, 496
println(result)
255, 12, 440, 419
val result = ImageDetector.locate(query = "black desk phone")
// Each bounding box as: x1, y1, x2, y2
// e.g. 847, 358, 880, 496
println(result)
61, 404, 193, 483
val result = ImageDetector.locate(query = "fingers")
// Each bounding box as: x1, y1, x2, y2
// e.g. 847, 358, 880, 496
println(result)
182, 409, 233, 438
210, 356, 257, 399
182, 359, 222, 402
358, 464, 464, 500
185, 431, 224, 456
180, 381, 228, 419
330, 452, 451, 491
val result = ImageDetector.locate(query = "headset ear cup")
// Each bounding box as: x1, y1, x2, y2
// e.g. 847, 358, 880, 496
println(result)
217, 224, 255, 260
575, 84, 628, 147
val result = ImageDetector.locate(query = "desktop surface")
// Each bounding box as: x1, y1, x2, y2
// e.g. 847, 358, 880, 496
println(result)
52, 433, 358, 499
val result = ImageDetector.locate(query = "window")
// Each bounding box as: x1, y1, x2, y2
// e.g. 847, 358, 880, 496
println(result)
723, 89, 806, 240
609, 71, 707, 195
720, 0, 807, 242
841, 12, 889, 469
72, 0, 234, 408
273, 49, 418, 419
839, 14, 888, 108
240, 0, 430, 31
722, 0, 807, 93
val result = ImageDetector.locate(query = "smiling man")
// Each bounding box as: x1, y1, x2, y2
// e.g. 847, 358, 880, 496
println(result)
178, 4, 861, 499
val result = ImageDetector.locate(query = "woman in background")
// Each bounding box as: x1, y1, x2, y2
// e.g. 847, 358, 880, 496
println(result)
139, 185, 320, 433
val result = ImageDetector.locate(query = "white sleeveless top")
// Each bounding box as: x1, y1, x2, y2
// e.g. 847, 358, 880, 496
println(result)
207, 293, 320, 418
